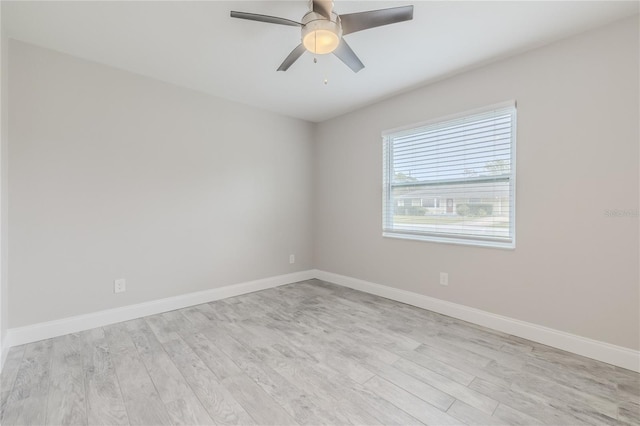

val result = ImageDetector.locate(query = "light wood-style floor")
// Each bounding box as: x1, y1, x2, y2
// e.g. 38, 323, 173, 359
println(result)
0, 280, 638, 425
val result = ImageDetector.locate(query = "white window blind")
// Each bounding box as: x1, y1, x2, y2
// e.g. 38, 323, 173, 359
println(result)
382, 102, 516, 248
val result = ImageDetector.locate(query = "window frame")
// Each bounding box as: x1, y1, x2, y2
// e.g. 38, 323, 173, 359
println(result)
382, 101, 517, 249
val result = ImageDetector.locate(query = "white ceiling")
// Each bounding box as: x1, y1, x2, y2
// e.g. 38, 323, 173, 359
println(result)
3, 1, 638, 122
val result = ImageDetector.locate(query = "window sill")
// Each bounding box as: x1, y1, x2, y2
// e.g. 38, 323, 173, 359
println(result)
382, 231, 516, 250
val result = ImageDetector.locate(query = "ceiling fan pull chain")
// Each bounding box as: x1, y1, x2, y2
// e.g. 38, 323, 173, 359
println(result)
324, 53, 329, 85
314, 32, 318, 62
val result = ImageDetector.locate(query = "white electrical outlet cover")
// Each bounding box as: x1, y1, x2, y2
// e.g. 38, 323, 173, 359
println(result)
114, 278, 126, 293
439, 273, 448, 286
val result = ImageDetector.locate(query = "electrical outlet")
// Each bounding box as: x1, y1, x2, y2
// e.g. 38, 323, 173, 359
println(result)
289, 254, 295, 264
439, 272, 449, 286
114, 278, 126, 294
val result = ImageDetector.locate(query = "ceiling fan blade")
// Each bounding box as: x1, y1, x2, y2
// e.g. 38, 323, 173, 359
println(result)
277, 44, 307, 71
333, 39, 364, 73
312, 0, 333, 19
340, 5, 414, 35
230, 11, 301, 27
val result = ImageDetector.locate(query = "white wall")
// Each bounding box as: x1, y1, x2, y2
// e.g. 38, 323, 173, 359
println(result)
8, 40, 314, 328
314, 16, 639, 350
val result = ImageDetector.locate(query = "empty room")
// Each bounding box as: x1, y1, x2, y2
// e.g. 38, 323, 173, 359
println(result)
0, 1, 638, 425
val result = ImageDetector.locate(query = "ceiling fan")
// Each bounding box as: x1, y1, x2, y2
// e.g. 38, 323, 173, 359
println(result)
230, 1, 414, 73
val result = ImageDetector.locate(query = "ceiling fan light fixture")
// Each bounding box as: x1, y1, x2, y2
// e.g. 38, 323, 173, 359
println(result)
303, 29, 340, 54
301, 14, 342, 54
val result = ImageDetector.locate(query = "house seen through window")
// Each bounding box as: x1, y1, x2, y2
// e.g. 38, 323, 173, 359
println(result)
382, 102, 516, 248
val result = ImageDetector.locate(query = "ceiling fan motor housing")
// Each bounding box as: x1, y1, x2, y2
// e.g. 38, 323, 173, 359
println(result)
301, 11, 343, 54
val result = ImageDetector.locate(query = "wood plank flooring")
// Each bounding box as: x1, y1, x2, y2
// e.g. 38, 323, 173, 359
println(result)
0, 279, 638, 425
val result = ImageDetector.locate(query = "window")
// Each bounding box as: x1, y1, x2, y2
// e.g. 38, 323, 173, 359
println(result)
382, 102, 516, 248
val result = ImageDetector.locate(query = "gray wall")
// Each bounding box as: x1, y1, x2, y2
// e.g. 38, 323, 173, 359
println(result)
313, 16, 639, 350
8, 40, 314, 327
0, 3, 8, 350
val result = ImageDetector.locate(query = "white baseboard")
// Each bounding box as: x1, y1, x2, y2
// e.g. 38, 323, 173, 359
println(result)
313, 269, 640, 373
0, 337, 7, 371
3, 268, 638, 374
4, 270, 315, 350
